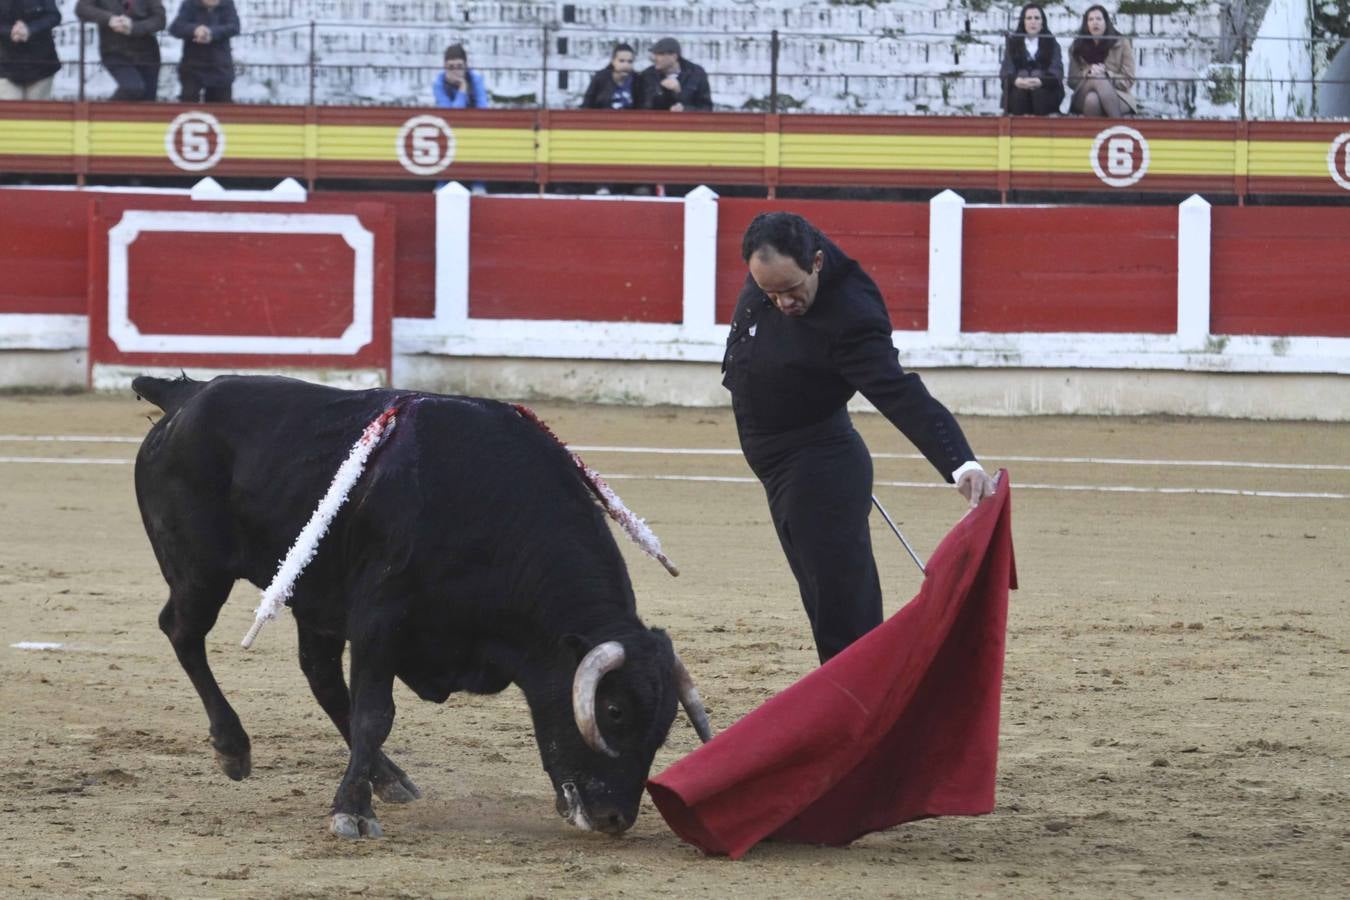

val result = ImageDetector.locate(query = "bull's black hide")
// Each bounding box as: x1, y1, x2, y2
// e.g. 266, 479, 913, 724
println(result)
133, 374, 701, 838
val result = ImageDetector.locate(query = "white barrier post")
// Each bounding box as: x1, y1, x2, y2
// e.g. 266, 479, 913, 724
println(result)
1176, 194, 1212, 348
927, 189, 965, 340
682, 185, 720, 341
434, 181, 472, 330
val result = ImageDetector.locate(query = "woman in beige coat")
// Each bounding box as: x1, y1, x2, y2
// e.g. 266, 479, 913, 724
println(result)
1067, 4, 1137, 116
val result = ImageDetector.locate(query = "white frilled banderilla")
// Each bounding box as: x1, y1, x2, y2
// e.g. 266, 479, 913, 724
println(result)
241, 402, 680, 649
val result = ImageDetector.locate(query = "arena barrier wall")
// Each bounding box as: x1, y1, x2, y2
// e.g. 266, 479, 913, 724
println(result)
0, 182, 1346, 417
4, 103, 1350, 199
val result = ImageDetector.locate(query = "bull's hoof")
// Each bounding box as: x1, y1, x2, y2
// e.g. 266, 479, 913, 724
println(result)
213, 748, 252, 781
372, 758, 421, 804
329, 812, 383, 839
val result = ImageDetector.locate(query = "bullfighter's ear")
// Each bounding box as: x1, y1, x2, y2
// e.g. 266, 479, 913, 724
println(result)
561, 633, 591, 663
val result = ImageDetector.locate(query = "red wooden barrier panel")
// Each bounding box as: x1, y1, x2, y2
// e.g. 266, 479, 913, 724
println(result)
0, 189, 88, 315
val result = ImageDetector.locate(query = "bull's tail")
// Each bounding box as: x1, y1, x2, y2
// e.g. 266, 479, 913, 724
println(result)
132, 374, 206, 417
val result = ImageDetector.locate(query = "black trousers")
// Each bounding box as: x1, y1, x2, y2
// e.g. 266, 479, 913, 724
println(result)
1006, 85, 1061, 116
744, 416, 882, 663
105, 59, 160, 101
179, 72, 233, 103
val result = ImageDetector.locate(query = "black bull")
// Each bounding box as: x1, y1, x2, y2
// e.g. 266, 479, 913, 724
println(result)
133, 375, 710, 838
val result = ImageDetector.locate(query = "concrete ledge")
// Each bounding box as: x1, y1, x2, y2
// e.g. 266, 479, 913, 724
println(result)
0, 351, 85, 391
393, 354, 1350, 422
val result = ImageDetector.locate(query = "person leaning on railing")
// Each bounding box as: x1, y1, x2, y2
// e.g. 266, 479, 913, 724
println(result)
168, 0, 238, 103
581, 41, 644, 110
1067, 4, 1137, 116
76, 0, 166, 101
433, 42, 488, 109
0, 0, 62, 100
638, 36, 711, 112
999, 3, 1065, 116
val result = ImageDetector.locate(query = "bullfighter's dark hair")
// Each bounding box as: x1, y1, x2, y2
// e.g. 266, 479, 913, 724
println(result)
1014, 3, 1054, 36
444, 43, 468, 62
740, 212, 823, 273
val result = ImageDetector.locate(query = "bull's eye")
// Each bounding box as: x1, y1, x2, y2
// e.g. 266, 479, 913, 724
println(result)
606, 703, 624, 724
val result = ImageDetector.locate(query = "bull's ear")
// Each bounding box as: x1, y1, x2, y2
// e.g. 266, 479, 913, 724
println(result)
561, 633, 591, 664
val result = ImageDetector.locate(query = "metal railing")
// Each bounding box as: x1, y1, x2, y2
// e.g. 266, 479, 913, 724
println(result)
26, 21, 1348, 120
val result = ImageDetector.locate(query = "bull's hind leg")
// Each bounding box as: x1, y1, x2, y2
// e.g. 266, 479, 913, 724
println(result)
158, 584, 251, 780
297, 625, 420, 803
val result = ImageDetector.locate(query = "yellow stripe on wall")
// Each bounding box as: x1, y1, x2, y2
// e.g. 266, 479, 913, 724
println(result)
1246, 140, 1339, 178
547, 129, 765, 167
0, 119, 76, 155
780, 134, 1001, 171
1011, 137, 1238, 176
316, 125, 536, 163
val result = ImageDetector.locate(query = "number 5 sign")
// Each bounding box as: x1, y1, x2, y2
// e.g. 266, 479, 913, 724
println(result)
165, 111, 225, 172
396, 115, 457, 176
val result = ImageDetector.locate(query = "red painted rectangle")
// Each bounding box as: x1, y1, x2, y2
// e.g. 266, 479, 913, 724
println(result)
324, 191, 436, 319
468, 197, 684, 322
0, 189, 89, 315
962, 207, 1177, 333
716, 199, 929, 328
127, 232, 356, 337
1211, 208, 1350, 337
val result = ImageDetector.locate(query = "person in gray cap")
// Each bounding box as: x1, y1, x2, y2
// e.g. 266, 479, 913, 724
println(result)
638, 36, 712, 111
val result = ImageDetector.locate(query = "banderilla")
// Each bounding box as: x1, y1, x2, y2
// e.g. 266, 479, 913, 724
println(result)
871, 494, 927, 576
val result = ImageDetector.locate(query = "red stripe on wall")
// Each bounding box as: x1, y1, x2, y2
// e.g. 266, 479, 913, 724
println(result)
716, 199, 929, 328
467, 197, 684, 322
1211, 208, 1350, 337
324, 191, 437, 319
962, 207, 1177, 333
0, 189, 89, 315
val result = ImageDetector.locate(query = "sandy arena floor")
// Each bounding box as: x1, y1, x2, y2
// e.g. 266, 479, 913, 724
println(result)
1, 391, 1347, 898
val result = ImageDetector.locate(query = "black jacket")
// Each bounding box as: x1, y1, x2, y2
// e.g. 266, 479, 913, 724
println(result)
76, 0, 165, 63
722, 238, 974, 481
999, 34, 1065, 111
169, 0, 239, 86
0, 0, 61, 85
637, 57, 712, 111
581, 64, 643, 109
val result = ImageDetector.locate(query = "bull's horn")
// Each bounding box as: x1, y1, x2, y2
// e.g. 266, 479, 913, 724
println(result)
672, 653, 713, 743
572, 640, 626, 758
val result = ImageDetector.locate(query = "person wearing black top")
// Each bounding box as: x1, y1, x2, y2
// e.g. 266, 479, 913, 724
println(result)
1000, 3, 1065, 115
0, 0, 62, 100
169, 0, 240, 103
638, 36, 712, 112
723, 212, 996, 663
581, 42, 643, 110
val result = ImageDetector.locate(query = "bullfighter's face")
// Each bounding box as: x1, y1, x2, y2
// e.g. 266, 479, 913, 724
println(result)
750, 247, 824, 317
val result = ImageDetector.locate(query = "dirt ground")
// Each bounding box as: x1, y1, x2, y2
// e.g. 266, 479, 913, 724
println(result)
1, 391, 1347, 899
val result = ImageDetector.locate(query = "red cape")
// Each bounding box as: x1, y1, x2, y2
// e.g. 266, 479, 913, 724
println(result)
648, 472, 1016, 858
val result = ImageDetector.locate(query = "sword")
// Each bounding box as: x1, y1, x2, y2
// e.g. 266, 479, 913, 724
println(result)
871, 494, 927, 576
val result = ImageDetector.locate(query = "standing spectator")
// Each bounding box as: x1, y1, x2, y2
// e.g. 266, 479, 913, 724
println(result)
0, 0, 61, 100
638, 37, 712, 112
433, 43, 488, 109
1068, 4, 1137, 116
999, 3, 1064, 115
581, 42, 643, 110
169, 0, 238, 103
76, 0, 166, 101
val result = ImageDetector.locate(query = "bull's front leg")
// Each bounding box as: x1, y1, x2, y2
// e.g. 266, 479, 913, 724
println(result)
329, 651, 397, 839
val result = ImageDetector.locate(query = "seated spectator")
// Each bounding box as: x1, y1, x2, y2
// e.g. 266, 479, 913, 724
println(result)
1068, 4, 1137, 117
433, 43, 488, 109
581, 42, 643, 110
638, 37, 712, 112
169, 0, 239, 103
76, 0, 166, 101
1000, 4, 1064, 116
0, 0, 61, 100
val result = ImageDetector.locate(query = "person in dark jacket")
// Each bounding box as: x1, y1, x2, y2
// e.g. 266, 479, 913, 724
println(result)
0, 0, 61, 99
581, 42, 642, 110
638, 36, 712, 112
724, 212, 996, 663
76, 0, 166, 101
1000, 3, 1065, 115
169, 0, 238, 103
